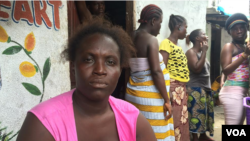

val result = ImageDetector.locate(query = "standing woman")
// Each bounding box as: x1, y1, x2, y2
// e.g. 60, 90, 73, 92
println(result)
159, 14, 190, 141
75, 1, 106, 24
186, 29, 214, 141
220, 13, 250, 125
125, 4, 175, 141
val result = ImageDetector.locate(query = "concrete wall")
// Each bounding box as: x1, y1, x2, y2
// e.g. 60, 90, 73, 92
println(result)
0, 1, 70, 140
206, 23, 212, 62
135, 0, 208, 53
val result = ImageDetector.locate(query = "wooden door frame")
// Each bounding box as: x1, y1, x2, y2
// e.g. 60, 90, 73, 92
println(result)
126, 1, 135, 36
67, 1, 80, 89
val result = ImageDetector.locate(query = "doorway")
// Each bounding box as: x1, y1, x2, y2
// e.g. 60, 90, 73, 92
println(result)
210, 26, 221, 83
67, 1, 134, 95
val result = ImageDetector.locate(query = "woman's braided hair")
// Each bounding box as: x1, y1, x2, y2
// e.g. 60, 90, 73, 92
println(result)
138, 4, 162, 24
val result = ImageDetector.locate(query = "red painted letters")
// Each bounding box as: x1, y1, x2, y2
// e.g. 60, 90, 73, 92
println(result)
13, 0, 33, 24
0, 0, 62, 30
47, 0, 62, 30
0, 1, 11, 19
33, 0, 52, 28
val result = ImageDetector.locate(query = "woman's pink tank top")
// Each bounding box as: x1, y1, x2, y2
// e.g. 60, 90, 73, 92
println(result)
227, 53, 249, 82
29, 89, 139, 141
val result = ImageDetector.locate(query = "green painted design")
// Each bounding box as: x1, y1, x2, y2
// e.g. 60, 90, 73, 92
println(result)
7, 37, 11, 43
22, 83, 42, 96
2, 46, 22, 55
42, 58, 51, 82
34, 65, 38, 72
1, 27, 52, 139
0, 122, 13, 141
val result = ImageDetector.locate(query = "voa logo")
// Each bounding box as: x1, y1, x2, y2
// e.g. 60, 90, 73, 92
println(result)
226, 129, 246, 136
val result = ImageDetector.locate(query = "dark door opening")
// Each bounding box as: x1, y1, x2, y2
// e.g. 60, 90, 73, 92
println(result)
67, 1, 134, 98
105, 1, 128, 98
210, 26, 221, 83
105, 1, 126, 30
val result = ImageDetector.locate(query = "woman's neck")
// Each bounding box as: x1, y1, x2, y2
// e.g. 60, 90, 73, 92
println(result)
73, 89, 111, 117
193, 42, 202, 53
168, 32, 179, 45
137, 24, 152, 34
232, 40, 245, 45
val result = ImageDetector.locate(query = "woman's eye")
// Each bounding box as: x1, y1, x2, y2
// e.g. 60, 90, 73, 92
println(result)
107, 60, 115, 65
84, 58, 93, 63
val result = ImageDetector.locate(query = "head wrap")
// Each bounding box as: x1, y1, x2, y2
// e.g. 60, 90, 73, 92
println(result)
225, 13, 248, 30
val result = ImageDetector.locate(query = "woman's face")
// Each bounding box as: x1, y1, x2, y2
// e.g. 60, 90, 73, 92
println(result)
74, 33, 121, 101
178, 22, 188, 39
88, 1, 105, 16
152, 15, 163, 36
198, 30, 208, 42
230, 23, 247, 42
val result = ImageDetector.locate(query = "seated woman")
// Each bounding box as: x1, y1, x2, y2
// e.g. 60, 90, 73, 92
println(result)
16, 18, 157, 141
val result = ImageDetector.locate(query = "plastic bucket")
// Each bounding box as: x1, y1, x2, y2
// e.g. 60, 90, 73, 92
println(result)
243, 97, 250, 125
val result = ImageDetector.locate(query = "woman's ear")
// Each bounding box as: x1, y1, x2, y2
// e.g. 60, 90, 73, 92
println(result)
177, 25, 181, 31
195, 36, 200, 41
151, 18, 155, 26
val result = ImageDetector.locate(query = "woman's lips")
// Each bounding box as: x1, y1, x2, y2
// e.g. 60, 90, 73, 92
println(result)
89, 79, 108, 88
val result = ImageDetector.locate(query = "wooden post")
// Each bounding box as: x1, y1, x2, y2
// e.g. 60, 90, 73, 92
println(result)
126, 1, 134, 36
67, 1, 81, 89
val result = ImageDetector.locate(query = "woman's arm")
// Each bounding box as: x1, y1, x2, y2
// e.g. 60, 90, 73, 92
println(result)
136, 113, 157, 141
186, 41, 208, 73
160, 50, 169, 69
75, 1, 92, 23
17, 112, 54, 141
220, 73, 226, 88
147, 37, 172, 120
220, 43, 247, 76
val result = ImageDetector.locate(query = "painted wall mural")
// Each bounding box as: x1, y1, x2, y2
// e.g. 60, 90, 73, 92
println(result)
0, 0, 70, 140
0, 25, 51, 140
0, 0, 63, 30
1, 26, 51, 102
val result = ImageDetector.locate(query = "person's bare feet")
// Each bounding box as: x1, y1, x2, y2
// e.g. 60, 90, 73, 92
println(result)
199, 133, 214, 141
192, 133, 199, 141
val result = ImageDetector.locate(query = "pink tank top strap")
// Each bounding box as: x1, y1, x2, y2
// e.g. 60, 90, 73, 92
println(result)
29, 89, 77, 141
109, 96, 139, 141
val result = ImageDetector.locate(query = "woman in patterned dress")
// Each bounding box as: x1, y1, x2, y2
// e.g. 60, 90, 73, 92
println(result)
185, 29, 214, 141
159, 14, 190, 141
